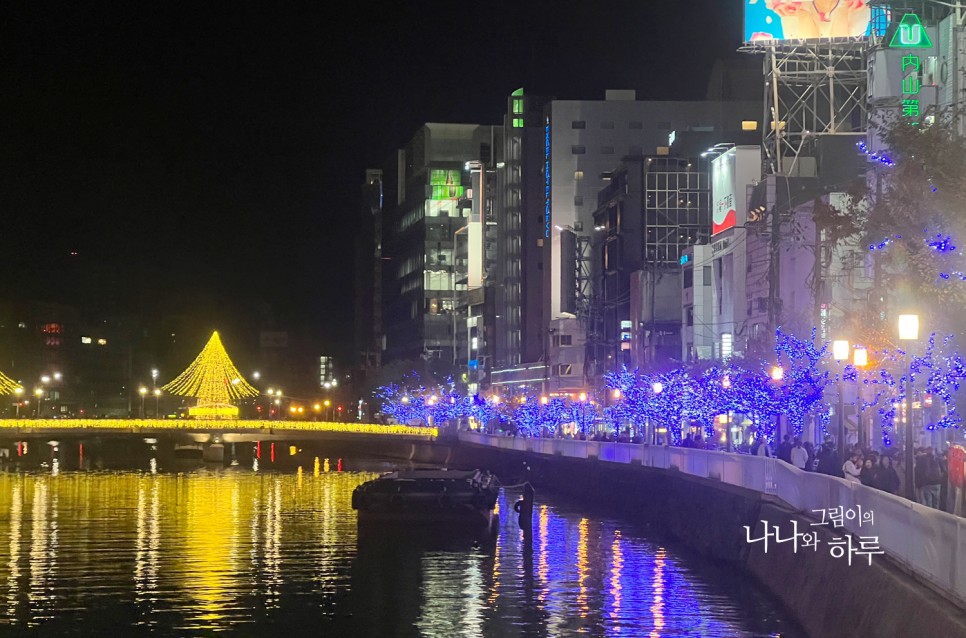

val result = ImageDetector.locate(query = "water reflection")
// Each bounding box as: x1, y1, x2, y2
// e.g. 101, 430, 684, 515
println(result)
0, 468, 804, 637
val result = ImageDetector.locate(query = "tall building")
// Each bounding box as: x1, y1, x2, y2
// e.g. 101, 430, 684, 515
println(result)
538, 92, 760, 392
354, 169, 384, 377
380, 123, 496, 365
493, 89, 553, 372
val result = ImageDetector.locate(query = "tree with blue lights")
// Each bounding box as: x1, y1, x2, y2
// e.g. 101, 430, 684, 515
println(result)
773, 327, 833, 439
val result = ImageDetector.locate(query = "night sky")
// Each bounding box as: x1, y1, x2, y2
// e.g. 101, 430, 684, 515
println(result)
1, 1, 745, 359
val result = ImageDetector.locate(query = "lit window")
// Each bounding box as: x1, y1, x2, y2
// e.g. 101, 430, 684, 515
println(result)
574, 171, 584, 181
512, 99, 523, 115
97, 338, 108, 346
742, 120, 758, 131
512, 118, 524, 128
81, 336, 92, 344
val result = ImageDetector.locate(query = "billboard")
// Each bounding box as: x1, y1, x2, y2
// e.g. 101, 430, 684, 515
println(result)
744, 0, 879, 43
712, 151, 737, 236
712, 147, 761, 236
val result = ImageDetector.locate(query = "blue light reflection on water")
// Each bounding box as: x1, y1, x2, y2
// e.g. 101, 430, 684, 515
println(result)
0, 469, 803, 637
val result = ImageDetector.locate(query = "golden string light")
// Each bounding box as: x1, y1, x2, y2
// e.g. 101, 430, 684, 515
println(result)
0, 418, 436, 437
0, 369, 22, 395
161, 332, 258, 418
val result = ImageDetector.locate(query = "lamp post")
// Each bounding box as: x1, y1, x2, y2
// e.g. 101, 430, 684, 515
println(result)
153, 388, 161, 418
722, 375, 733, 452
853, 348, 868, 447
13, 387, 23, 418
832, 339, 850, 452
898, 314, 919, 501
34, 388, 44, 419
324, 399, 331, 421
770, 365, 784, 442
651, 381, 664, 445
138, 386, 148, 419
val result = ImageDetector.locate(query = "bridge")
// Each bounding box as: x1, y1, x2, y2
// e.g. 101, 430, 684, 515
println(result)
0, 418, 436, 440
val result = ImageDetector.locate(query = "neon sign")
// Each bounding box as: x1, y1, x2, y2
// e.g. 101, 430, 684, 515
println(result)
891, 14, 932, 121
544, 116, 551, 238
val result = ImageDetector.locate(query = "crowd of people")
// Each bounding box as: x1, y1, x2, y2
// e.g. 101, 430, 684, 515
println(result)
754, 434, 949, 510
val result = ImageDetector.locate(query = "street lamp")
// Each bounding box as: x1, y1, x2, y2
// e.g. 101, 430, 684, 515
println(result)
138, 386, 148, 418
34, 388, 44, 418
324, 399, 331, 420
721, 375, 733, 452
153, 388, 161, 418
770, 366, 784, 442
651, 381, 664, 444
13, 387, 23, 418
833, 339, 849, 451
898, 314, 919, 501
151, 369, 159, 385
853, 348, 868, 446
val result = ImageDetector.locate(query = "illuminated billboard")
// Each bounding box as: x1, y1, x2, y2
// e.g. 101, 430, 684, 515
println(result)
429, 169, 464, 200
711, 151, 737, 236
712, 147, 761, 236
744, 0, 880, 43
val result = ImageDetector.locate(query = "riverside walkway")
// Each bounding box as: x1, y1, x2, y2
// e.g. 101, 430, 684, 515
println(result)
459, 430, 966, 607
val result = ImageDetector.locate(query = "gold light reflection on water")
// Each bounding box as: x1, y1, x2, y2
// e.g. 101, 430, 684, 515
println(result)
537, 504, 549, 604
5, 480, 22, 617
134, 476, 161, 605
576, 517, 589, 618
28, 478, 55, 617
610, 530, 623, 623
488, 535, 501, 606
651, 547, 667, 638
181, 475, 243, 626
0, 471, 367, 631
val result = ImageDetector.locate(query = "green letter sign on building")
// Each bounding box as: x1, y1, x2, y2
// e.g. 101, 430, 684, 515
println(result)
890, 14, 932, 120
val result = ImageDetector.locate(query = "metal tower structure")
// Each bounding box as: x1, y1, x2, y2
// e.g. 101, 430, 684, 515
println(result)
743, 37, 872, 176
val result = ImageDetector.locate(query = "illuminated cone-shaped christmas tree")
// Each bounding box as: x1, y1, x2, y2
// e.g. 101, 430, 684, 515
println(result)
0, 369, 22, 395
162, 331, 258, 419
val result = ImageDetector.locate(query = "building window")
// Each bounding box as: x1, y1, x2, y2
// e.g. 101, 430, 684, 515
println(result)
574, 196, 583, 206
703, 266, 712, 285
683, 268, 693, 289
629, 121, 643, 129
574, 171, 584, 181
513, 98, 524, 115
553, 334, 573, 347
571, 145, 586, 154
555, 364, 573, 376
81, 336, 92, 344
686, 306, 694, 326
512, 118, 524, 128
571, 121, 586, 129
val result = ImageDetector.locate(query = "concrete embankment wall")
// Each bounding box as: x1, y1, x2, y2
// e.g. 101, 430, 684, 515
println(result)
449, 442, 966, 638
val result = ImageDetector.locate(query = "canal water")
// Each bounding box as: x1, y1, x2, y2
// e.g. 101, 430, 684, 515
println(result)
0, 461, 806, 637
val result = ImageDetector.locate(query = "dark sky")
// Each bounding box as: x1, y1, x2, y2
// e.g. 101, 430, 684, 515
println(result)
0, 1, 745, 359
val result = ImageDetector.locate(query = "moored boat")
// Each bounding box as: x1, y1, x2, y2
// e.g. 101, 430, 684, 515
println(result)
351, 468, 499, 526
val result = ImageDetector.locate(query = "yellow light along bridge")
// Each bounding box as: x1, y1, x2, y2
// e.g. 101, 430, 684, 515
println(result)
0, 419, 437, 439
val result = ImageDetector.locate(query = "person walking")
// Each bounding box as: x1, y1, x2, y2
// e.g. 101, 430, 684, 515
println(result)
859, 458, 877, 488
777, 434, 793, 464
790, 438, 808, 470
878, 455, 901, 494
843, 451, 863, 482
917, 447, 943, 509
803, 440, 816, 471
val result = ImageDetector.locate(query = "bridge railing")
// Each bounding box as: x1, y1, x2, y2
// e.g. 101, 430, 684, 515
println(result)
0, 418, 437, 438
459, 430, 966, 605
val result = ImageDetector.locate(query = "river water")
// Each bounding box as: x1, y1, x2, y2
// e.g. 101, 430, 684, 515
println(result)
0, 462, 805, 637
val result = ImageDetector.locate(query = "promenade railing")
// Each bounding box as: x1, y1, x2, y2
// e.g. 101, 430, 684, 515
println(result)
459, 430, 966, 605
